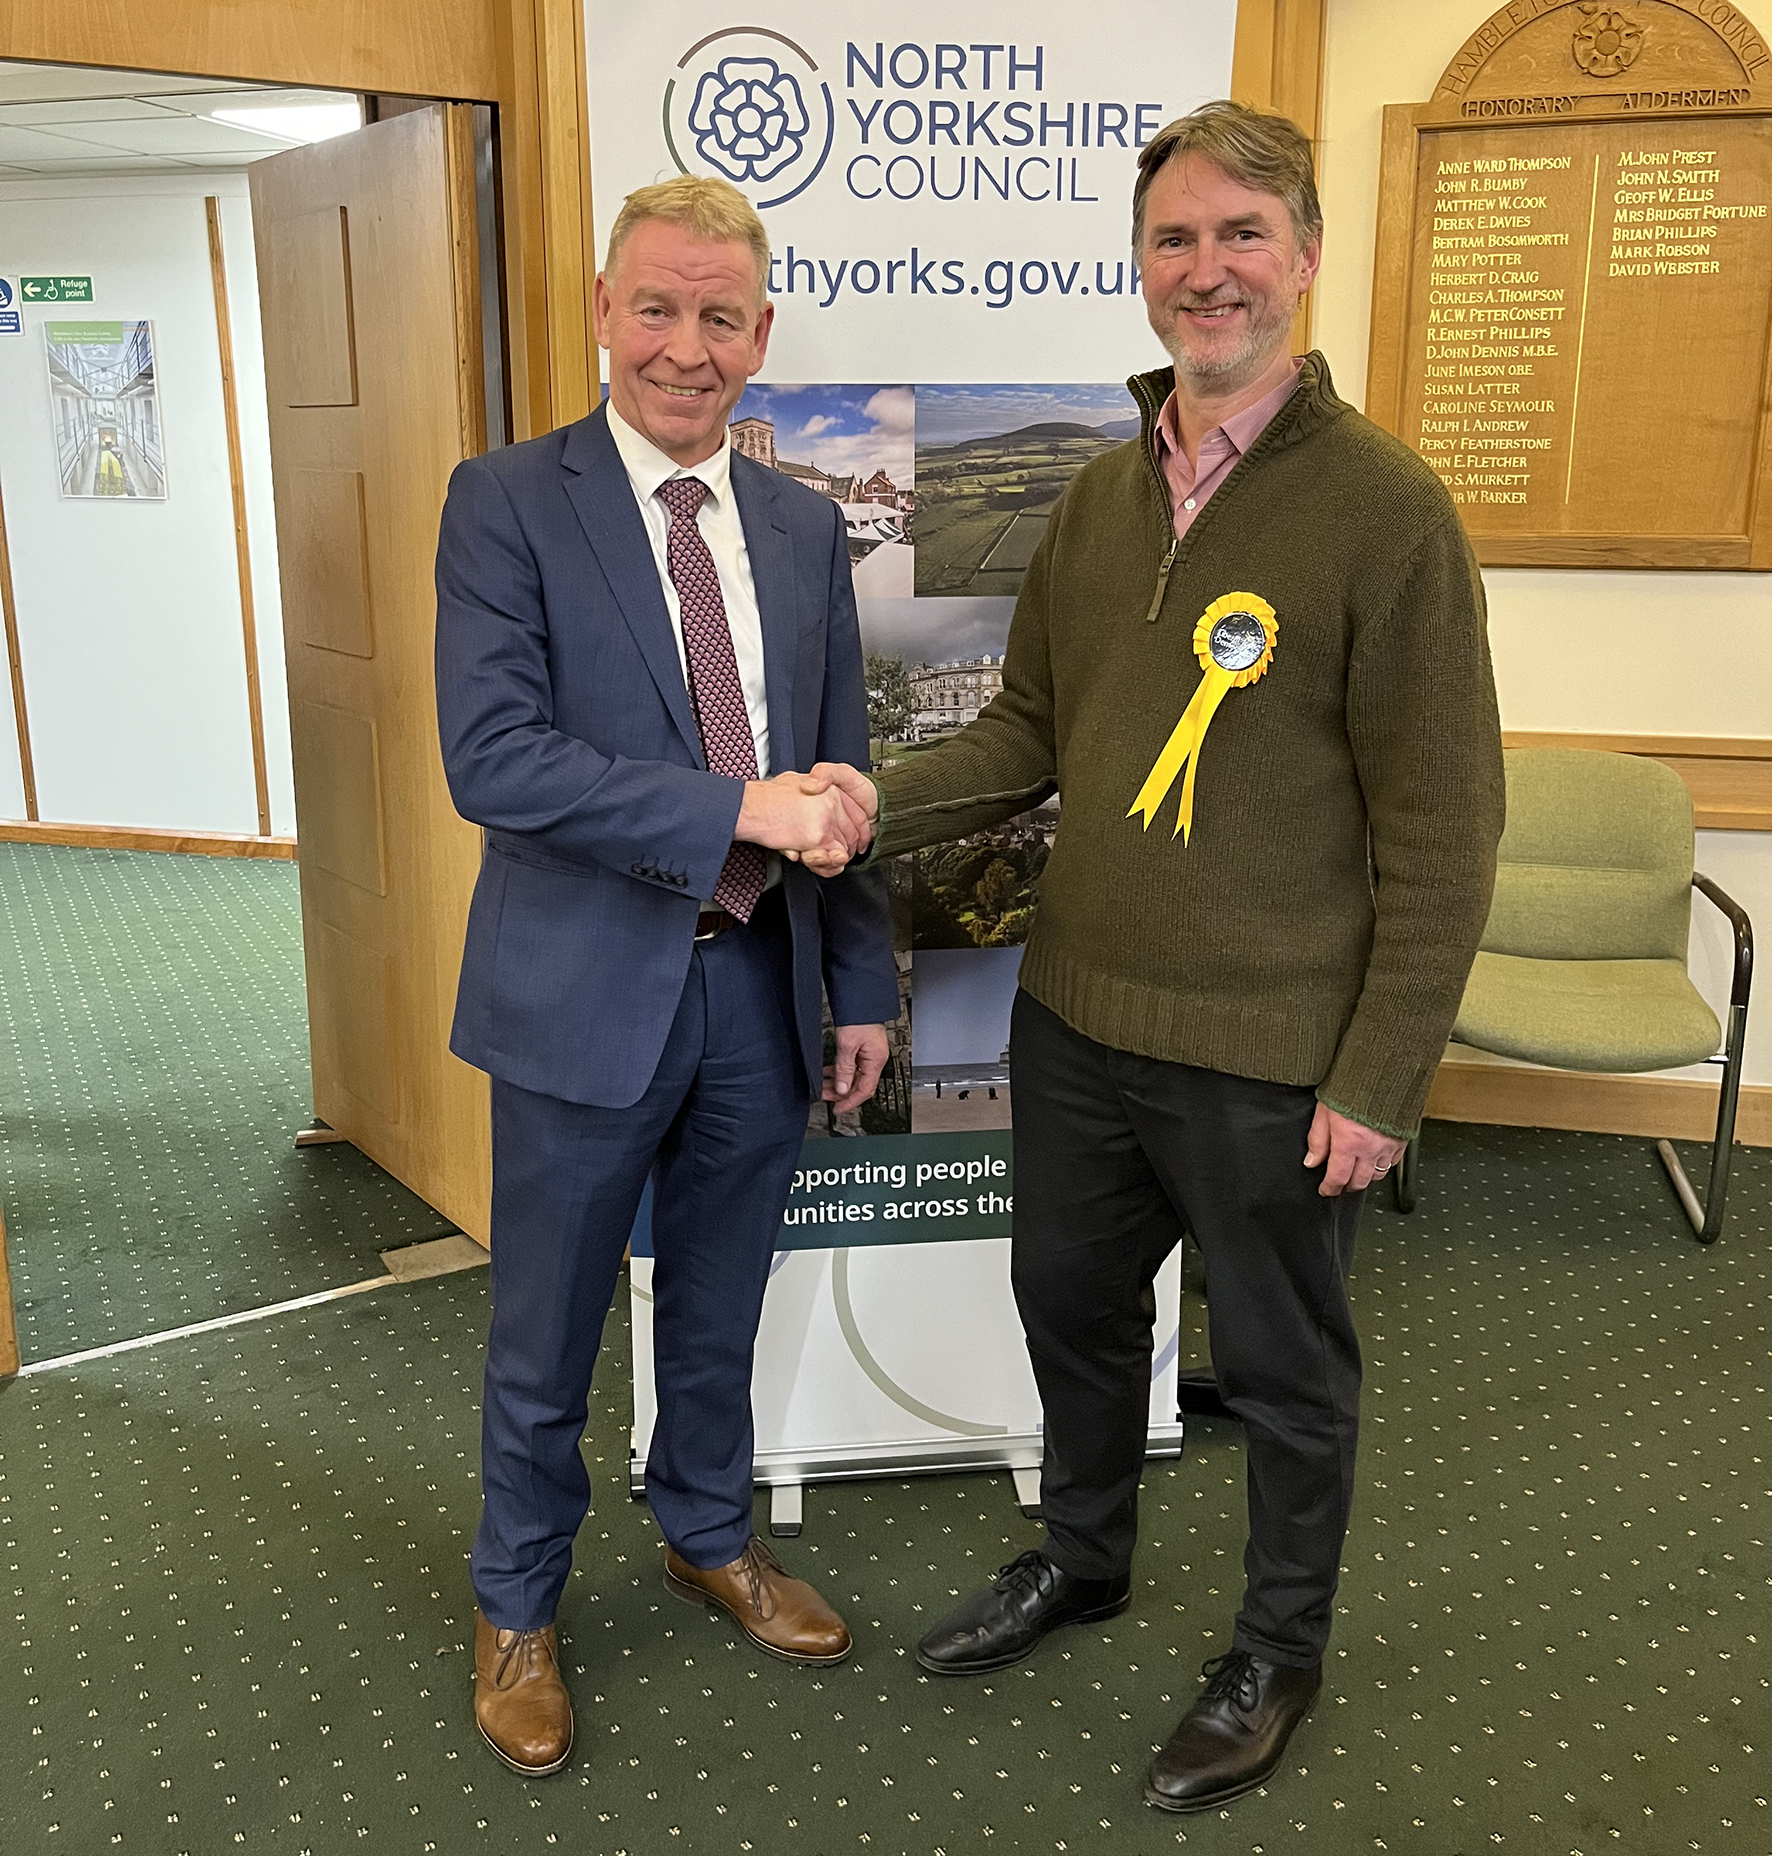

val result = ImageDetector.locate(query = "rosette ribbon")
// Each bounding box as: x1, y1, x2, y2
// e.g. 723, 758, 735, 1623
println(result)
1127, 592, 1278, 844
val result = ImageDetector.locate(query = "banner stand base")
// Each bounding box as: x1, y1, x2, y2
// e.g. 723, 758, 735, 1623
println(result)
626, 1422, 1188, 1526
769, 1483, 804, 1537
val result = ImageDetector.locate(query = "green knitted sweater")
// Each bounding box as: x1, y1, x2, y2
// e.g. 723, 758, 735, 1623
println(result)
873, 353, 1504, 1138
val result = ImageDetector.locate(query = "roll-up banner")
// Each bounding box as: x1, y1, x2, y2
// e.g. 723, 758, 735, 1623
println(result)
588, 2, 1240, 1500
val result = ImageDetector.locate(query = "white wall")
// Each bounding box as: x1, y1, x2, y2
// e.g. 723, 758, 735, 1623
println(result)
0, 170, 294, 835
1316, 0, 1772, 1090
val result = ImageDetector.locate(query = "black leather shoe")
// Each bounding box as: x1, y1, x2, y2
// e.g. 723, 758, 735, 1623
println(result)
1144, 1650, 1321, 1813
915, 1549, 1130, 1675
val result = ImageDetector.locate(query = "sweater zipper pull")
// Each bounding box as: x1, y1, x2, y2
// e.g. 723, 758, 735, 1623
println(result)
1143, 537, 1178, 623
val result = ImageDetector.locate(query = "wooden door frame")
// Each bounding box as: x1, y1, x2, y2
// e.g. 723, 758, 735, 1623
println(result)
1233, 0, 1329, 136
1231, 0, 1330, 347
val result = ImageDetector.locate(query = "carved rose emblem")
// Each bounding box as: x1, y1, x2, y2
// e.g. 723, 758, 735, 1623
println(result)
687, 57, 810, 185
1572, 5, 1644, 77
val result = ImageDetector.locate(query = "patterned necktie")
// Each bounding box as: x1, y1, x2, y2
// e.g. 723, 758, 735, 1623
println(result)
656, 476, 767, 922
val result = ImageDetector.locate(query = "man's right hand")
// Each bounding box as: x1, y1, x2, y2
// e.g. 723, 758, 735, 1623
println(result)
807, 763, 880, 826
736, 771, 873, 876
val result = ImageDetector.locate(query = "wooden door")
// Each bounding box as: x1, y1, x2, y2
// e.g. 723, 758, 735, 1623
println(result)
251, 105, 491, 1241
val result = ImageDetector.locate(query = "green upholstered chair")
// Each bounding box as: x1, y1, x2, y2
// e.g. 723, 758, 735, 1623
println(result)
1395, 748, 1754, 1243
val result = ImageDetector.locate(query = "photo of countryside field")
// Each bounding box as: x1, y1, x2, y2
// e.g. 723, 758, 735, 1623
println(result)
912, 384, 1139, 598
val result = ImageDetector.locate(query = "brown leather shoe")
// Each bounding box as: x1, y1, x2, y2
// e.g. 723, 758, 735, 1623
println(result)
664, 1535, 852, 1665
473, 1607, 574, 1775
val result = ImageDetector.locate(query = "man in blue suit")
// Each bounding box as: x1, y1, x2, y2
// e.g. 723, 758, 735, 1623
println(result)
434, 175, 897, 1777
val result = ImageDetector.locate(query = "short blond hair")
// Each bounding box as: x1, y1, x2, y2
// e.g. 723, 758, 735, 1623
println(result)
603, 175, 771, 302
1132, 99, 1322, 252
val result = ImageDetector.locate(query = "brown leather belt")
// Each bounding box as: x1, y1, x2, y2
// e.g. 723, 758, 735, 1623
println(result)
694, 907, 742, 942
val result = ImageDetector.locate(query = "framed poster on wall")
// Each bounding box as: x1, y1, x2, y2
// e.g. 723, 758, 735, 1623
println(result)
44, 319, 168, 500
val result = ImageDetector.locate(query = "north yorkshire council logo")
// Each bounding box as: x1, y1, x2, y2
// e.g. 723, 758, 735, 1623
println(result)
691, 57, 807, 184
665, 28, 835, 209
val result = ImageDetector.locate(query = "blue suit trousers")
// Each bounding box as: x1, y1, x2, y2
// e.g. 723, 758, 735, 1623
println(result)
471, 893, 810, 1630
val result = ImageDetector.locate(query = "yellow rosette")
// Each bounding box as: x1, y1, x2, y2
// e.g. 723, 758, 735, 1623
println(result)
1127, 592, 1278, 843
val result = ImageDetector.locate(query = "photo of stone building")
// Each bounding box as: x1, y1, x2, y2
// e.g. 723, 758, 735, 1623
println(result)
908, 654, 1003, 733
724, 383, 916, 594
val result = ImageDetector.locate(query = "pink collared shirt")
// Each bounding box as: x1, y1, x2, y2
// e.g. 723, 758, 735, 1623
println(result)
1154, 359, 1303, 540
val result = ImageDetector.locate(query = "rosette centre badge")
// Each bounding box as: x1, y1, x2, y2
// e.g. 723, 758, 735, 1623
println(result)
1128, 593, 1278, 844
664, 29, 836, 210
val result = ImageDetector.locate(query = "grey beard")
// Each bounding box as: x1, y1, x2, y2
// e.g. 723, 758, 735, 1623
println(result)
1157, 297, 1294, 390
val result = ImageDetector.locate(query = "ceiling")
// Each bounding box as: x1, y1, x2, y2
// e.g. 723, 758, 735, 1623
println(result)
0, 62, 363, 179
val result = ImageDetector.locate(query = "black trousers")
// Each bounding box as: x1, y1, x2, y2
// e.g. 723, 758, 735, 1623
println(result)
1009, 990, 1363, 1667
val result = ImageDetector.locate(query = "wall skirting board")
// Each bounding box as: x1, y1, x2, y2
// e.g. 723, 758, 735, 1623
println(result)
1427, 1059, 1771, 1149
0, 820, 295, 860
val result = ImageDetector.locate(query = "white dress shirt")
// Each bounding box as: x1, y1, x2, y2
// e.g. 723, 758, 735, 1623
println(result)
605, 401, 773, 779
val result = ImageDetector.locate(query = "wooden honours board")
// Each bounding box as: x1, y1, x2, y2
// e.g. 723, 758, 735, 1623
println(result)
1366, 0, 1772, 567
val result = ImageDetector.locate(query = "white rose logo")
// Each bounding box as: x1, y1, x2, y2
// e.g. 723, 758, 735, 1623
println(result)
689, 57, 809, 185
664, 30, 835, 209
1571, 5, 1644, 77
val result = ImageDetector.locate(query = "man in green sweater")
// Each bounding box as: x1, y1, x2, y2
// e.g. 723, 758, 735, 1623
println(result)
817, 101, 1504, 1813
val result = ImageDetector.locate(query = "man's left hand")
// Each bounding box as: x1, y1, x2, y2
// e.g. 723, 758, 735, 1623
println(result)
1303, 1102, 1406, 1197
824, 1024, 889, 1113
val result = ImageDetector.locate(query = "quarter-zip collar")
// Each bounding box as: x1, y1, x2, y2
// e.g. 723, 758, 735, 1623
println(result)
1129, 351, 1351, 556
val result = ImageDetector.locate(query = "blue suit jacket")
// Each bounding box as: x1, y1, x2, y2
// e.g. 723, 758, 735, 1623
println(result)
435, 404, 899, 1109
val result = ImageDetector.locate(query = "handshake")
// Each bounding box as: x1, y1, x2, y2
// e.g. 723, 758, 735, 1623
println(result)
735, 763, 880, 877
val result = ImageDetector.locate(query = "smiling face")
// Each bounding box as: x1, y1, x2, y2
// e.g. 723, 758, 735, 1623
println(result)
1139, 152, 1320, 400
593, 218, 773, 465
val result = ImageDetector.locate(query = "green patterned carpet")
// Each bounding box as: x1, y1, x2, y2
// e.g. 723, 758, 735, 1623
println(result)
0, 846, 1767, 1852
2, 1126, 1766, 1855
0, 846, 453, 1361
